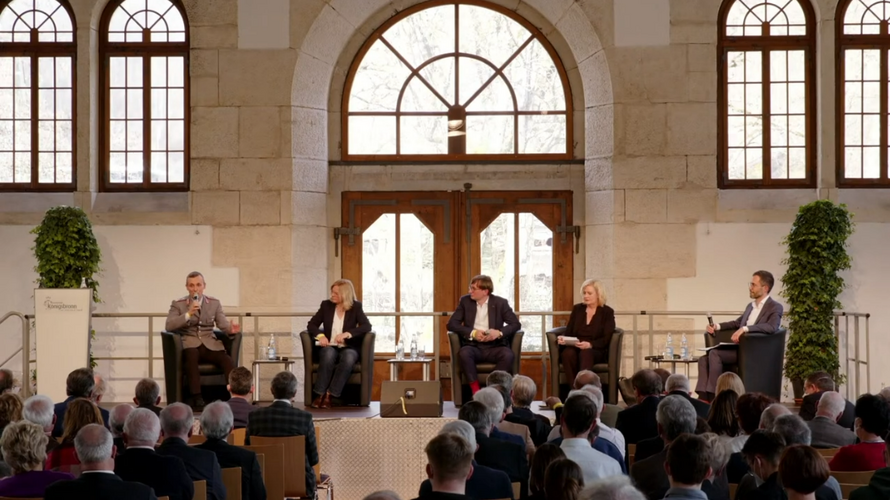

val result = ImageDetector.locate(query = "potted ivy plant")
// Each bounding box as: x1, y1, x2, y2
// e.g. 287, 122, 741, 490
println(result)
780, 200, 853, 399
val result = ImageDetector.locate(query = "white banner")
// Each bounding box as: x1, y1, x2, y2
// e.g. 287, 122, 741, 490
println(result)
34, 289, 92, 403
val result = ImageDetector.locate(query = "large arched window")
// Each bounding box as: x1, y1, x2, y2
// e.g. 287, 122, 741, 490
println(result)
837, 0, 890, 186
342, 0, 572, 161
718, 0, 816, 188
0, 0, 75, 191
99, 0, 188, 191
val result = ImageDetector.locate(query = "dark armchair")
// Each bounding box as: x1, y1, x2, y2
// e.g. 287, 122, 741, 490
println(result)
703, 328, 787, 399
546, 326, 625, 404
447, 331, 524, 407
161, 330, 242, 405
299, 330, 375, 407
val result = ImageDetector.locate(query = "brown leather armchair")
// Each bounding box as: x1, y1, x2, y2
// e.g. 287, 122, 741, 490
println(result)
299, 330, 375, 406
448, 330, 524, 407
161, 330, 242, 404
546, 326, 624, 404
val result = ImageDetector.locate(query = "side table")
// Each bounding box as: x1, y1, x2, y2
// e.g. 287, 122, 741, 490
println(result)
646, 355, 700, 377
387, 358, 433, 381
252, 358, 297, 403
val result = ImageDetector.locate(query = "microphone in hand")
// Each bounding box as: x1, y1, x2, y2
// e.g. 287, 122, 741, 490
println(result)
706, 312, 715, 335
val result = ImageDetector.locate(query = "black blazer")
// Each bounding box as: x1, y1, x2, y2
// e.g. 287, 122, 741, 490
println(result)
228, 396, 257, 429
138, 404, 163, 416
196, 438, 266, 500
245, 400, 318, 495
44, 472, 157, 500
156, 437, 225, 500
563, 303, 616, 351
114, 447, 194, 500
616, 395, 661, 446
419, 460, 514, 500
630, 448, 669, 500
448, 294, 521, 348
634, 436, 664, 464
799, 391, 856, 430
306, 300, 372, 349
667, 390, 711, 419
507, 407, 553, 447
475, 432, 528, 500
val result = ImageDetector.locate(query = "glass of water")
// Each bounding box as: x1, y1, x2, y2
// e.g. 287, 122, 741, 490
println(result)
418, 345, 426, 360
258, 346, 268, 360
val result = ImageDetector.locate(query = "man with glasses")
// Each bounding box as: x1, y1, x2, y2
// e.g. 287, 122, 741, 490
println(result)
448, 275, 521, 395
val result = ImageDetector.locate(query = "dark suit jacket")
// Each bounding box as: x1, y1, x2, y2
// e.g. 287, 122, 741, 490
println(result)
564, 303, 616, 351
634, 436, 664, 464
739, 472, 839, 500
138, 404, 163, 416
52, 396, 110, 438
112, 436, 126, 452
44, 471, 157, 500
245, 400, 318, 495
491, 426, 525, 449
616, 395, 660, 446
475, 432, 528, 500
630, 448, 669, 500
448, 294, 521, 348
419, 460, 514, 500
808, 415, 857, 449
306, 300, 372, 349
799, 391, 856, 430
507, 407, 552, 447
157, 437, 225, 500
114, 447, 194, 500
228, 396, 257, 429
196, 438, 266, 500
668, 390, 711, 419
718, 297, 783, 334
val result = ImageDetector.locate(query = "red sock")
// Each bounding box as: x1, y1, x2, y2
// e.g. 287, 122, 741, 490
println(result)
470, 381, 481, 394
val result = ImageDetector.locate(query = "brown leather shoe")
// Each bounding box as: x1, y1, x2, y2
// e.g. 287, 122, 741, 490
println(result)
319, 392, 333, 409
310, 394, 324, 408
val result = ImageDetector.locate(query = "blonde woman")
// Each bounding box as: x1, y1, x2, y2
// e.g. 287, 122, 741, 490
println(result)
557, 279, 616, 384
715, 372, 746, 398
306, 279, 372, 409
0, 421, 73, 496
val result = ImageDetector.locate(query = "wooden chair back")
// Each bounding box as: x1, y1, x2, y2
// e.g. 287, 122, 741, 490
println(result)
512, 482, 521, 499
314, 425, 321, 481
158, 497, 169, 500
816, 447, 840, 457
222, 467, 242, 500
831, 470, 875, 484
729, 483, 738, 500
188, 434, 207, 445
192, 479, 207, 500
840, 483, 865, 499
243, 444, 285, 500
228, 428, 247, 446
628, 443, 637, 468
251, 435, 308, 498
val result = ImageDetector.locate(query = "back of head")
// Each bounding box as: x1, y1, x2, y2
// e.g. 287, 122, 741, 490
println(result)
62, 398, 103, 442
74, 423, 113, 465
707, 390, 740, 437
473, 387, 505, 426
760, 404, 792, 430
878, 386, 890, 403
695, 417, 712, 435
22, 395, 54, 429
736, 393, 775, 435
741, 430, 786, 466
573, 370, 601, 390
134, 378, 160, 406
439, 420, 477, 450
489, 384, 512, 412
91, 374, 106, 402
563, 394, 598, 437
779, 445, 830, 495
578, 385, 605, 415
0, 393, 23, 428
805, 371, 832, 388
715, 372, 745, 397
109, 404, 135, 437
160, 402, 194, 438
544, 458, 584, 500
362, 491, 402, 500
0, 420, 48, 473
271, 371, 298, 400
666, 374, 691, 394
657, 395, 698, 442
530, 443, 566, 493
653, 369, 671, 391
579, 475, 647, 500
124, 408, 161, 444
855, 394, 890, 437
666, 434, 711, 485
816, 391, 846, 419
229, 366, 253, 396
809, 374, 836, 393
66, 368, 95, 398
200, 401, 234, 440
512, 375, 536, 408
700, 432, 731, 475
424, 433, 473, 483
772, 414, 811, 446
458, 400, 492, 434
0, 369, 14, 393
631, 369, 662, 398
486, 370, 513, 393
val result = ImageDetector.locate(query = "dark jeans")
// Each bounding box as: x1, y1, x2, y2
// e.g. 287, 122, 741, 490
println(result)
313, 346, 359, 398
458, 345, 514, 383
695, 347, 738, 394
183, 345, 235, 396
560, 346, 607, 385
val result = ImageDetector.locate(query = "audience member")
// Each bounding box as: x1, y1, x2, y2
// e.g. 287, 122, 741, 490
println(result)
0, 421, 73, 497
245, 370, 318, 496
807, 392, 857, 449
529, 443, 566, 500
226, 366, 256, 429
559, 394, 621, 483
654, 369, 671, 393
798, 373, 855, 429
779, 445, 831, 500
580, 476, 647, 500
878, 386, 890, 403
616, 369, 663, 446
109, 403, 134, 451
459, 400, 528, 498
43, 424, 157, 500
157, 403, 225, 500
365, 491, 402, 500
707, 390, 740, 448
196, 401, 266, 500
46, 398, 104, 469
739, 430, 787, 500
661, 434, 712, 500
733, 393, 775, 453
760, 403, 792, 430
770, 413, 842, 500
91, 373, 107, 405
829, 394, 890, 471
505, 375, 552, 446
0, 369, 14, 394
22, 395, 58, 455
133, 378, 163, 416
474, 387, 525, 449
417, 420, 513, 500
489, 384, 535, 456
114, 408, 194, 500
630, 395, 698, 500
699, 432, 731, 500
52, 368, 109, 438
667, 374, 711, 419
413, 433, 475, 500
0, 393, 23, 435
715, 372, 745, 398
849, 434, 890, 500
695, 418, 712, 435
544, 457, 584, 500
550, 385, 626, 458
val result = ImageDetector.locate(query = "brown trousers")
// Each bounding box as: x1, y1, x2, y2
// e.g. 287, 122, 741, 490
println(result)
183, 344, 235, 396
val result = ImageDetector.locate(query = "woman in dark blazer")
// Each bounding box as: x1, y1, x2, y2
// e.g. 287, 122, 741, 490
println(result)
306, 279, 372, 409
557, 279, 615, 384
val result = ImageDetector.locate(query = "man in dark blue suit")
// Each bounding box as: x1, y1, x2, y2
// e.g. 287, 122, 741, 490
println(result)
616, 369, 663, 448
448, 275, 522, 394
157, 403, 226, 500
460, 401, 528, 499
52, 368, 109, 438
197, 401, 266, 500
473, 387, 525, 449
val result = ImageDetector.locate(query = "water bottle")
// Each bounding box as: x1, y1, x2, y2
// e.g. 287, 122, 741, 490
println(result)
397, 337, 406, 360
680, 333, 689, 360
267, 333, 277, 359
80, 278, 87, 288
410, 334, 418, 360
665, 332, 674, 359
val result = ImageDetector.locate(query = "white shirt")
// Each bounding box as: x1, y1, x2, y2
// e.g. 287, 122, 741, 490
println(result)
743, 295, 770, 332
546, 420, 627, 458
473, 297, 489, 333
560, 437, 622, 484
728, 433, 749, 453
331, 309, 345, 338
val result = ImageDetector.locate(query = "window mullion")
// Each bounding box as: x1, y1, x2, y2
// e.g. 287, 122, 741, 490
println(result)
883, 47, 889, 181
143, 55, 151, 188
763, 48, 772, 185
30, 53, 39, 188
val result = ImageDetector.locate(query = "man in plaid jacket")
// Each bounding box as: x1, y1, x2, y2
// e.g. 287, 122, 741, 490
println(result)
245, 371, 319, 496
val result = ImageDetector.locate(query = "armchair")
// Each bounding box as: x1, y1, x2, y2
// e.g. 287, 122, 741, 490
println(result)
299, 330, 375, 407
703, 328, 787, 399
546, 326, 625, 404
447, 331, 524, 406
161, 330, 242, 404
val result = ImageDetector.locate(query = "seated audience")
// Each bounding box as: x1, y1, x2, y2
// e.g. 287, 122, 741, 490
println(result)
133, 378, 163, 416
715, 372, 745, 398
661, 433, 712, 500
0, 393, 23, 436
473, 387, 525, 449
616, 369, 664, 446
807, 391, 857, 449
732, 392, 775, 453
779, 445, 831, 500
706, 390, 740, 450
365, 491, 402, 500
699, 432, 731, 500
53, 368, 109, 437
696, 418, 712, 435
849, 433, 890, 500
46, 398, 104, 469
829, 394, 890, 471
580, 475, 647, 500
109, 403, 134, 451
226, 366, 256, 429
630, 395, 698, 500
489, 383, 535, 456
559, 394, 622, 483
760, 404, 792, 430
196, 401, 266, 500
459, 400, 528, 498
771, 413, 843, 500
529, 443, 566, 500
506, 375, 551, 446
157, 403, 226, 500
549, 384, 626, 457
44, 424, 157, 500
414, 433, 475, 500
739, 430, 787, 500
548, 389, 624, 471
418, 420, 514, 500
654, 368, 672, 393
0, 421, 73, 496
245, 370, 318, 496
799, 372, 855, 429
114, 408, 194, 500
544, 457, 584, 500
22, 394, 58, 455
667, 374, 710, 419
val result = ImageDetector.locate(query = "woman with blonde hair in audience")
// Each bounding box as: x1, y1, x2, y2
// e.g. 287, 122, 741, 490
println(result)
715, 372, 745, 397
779, 445, 830, 500
544, 457, 584, 500
0, 393, 23, 436
45, 398, 103, 470
529, 443, 567, 500
0, 421, 73, 496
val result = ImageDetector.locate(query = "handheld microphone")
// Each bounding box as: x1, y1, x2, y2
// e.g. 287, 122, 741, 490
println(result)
192, 293, 201, 313
707, 312, 714, 327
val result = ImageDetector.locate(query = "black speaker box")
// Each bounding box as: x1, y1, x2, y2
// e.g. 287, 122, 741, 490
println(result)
380, 380, 442, 417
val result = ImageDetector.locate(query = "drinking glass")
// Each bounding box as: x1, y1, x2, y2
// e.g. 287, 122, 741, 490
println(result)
418, 345, 426, 360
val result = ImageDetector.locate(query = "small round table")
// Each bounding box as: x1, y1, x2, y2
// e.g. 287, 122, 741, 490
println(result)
646, 355, 700, 377
387, 358, 433, 381
251, 358, 296, 403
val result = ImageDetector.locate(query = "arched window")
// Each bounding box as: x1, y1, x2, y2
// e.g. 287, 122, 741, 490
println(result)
0, 0, 75, 191
837, 0, 890, 186
99, 0, 188, 191
718, 0, 816, 188
342, 1, 572, 161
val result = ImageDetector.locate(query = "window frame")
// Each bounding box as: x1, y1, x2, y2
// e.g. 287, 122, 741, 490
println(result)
0, 0, 77, 192
98, 0, 190, 192
340, 0, 574, 162
717, 0, 818, 189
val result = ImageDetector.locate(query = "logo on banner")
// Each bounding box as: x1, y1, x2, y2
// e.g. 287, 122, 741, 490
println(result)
42, 299, 83, 312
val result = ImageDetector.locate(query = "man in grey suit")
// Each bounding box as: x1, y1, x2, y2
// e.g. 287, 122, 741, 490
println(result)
807, 391, 857, 449
695, 270, 783, 402
165, 271, 240, 409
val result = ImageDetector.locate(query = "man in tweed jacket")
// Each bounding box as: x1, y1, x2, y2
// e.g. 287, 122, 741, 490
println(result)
245, 371, 318, 496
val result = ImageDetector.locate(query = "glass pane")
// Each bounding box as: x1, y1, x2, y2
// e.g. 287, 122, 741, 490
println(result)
349, 40, 412, 112
418, 57, 455, 107
466, 114, 513, 154
465, 75, 513, 112
459, 4, 530, 68
518, 114, 566, 154
480, 212, 515, 307
726, 0, 806, 36
349, 116, 396, 155
168, 151, 183, 182
503, 40, 565, 111
401, 77, 448, 112
844, 0, 888, 34
150, 151, 166, 182
108, 0, 185, 43
0, 0, 74, 42
518, 213, 552, 352
363, 214, 397, 353
400, 115, 447, 154
458, 56, 494, 106
382, 5, 454, 69
168, 119, 184, 150
399, 214, 435, 353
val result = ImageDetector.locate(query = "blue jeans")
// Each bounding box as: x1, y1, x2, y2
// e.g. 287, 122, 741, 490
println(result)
313, 346, 359, 398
